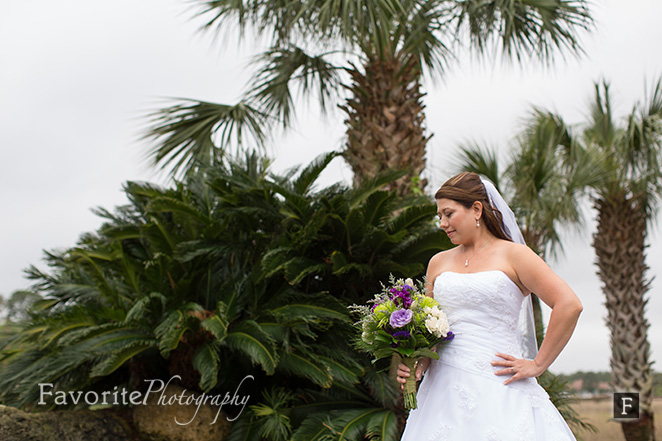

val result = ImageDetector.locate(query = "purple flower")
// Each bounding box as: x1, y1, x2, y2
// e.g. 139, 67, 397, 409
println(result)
392, 330, 411, 340
389, 309, 413, 328
390, 289, 412, 308
442, 331, 455, 342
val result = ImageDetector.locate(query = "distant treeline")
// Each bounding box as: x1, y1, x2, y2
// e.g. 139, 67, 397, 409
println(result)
558, 371, 662, 396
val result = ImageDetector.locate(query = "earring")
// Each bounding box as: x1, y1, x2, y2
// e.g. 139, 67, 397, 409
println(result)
476, 219, 480, 227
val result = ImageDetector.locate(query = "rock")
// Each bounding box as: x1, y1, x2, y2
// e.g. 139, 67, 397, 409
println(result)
0, 404, 131, 441
132, 384, 232, 441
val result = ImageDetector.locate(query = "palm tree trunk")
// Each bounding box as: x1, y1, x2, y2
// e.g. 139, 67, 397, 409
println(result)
341, 55, 429, 197
593, 193, 655, 441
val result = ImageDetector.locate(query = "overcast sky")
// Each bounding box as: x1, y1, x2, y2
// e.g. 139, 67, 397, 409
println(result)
1, 1, 661, 375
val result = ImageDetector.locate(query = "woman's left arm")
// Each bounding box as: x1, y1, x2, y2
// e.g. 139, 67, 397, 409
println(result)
493, 244, 583, 385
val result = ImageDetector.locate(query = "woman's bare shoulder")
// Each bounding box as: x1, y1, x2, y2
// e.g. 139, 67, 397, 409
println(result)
429, 247, 456, 265
500, 240, 537, 261
427, 247, 456, 281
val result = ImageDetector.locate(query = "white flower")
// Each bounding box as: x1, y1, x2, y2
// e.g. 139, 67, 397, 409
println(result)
425, 317, 439, 337
405, 278, 414, 287
425, 313, 450, 338
424, 306, 432, 314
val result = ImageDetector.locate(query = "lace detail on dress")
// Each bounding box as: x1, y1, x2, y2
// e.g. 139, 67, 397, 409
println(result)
514, 380, 560, 425
427, 424, 452, 441
486, 427, 502, 441
514, 414, 535, 441
485, 274, 519, 333
453, 383, 477, 418
435, 271, 522, 336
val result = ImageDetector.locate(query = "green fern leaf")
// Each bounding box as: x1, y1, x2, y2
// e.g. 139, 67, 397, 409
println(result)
155, 310, 190, 357
90, 340, 156, 377
225, 320, 278, 374
293, 151, 339, 195
146, 196, 210, 223
314, 355, 361, 385
277, 351, 333, 388
202, 313, 229, 341
270, 294, 349, 324
226, 414, 262, 441
193, 342, 220, 391
365, 410, 398, 441
386, 203, 436, 234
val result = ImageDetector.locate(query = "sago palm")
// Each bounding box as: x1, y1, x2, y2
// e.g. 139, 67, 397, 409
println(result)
0, 156, 357, 407
227, 153, 452, 439
0, 152, 449, 440
144, 0, 592, 196
584, 79, 662, 441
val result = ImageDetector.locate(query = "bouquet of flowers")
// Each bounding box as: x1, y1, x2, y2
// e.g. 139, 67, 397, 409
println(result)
350, 275, 454, 409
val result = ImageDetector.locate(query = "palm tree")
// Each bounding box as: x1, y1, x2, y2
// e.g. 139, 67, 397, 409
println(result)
144, 0, 592, 195
584, 79, 662, 441
458, 78, 662, 440
456, 109, 603, 322
454, 110, 604, 437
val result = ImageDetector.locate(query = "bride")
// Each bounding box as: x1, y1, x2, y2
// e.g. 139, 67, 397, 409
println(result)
397, 172, 583, 440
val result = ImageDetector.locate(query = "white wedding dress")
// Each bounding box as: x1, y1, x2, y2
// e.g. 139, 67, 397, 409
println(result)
400, 270, 576, 441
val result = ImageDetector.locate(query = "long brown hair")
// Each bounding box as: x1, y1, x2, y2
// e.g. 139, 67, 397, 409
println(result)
434, 172, 512, 241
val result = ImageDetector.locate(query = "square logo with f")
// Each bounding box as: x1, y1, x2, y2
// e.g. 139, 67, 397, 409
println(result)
613, 393, 639, 419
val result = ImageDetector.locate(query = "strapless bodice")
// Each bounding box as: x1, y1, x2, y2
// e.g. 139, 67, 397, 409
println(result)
432, 270, 530, 382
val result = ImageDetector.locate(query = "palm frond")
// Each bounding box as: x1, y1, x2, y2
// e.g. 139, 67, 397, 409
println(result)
201, 302, 229, 341
225, 320, 278, 374
154, 306, 202, 357
454, 142, 501, 190
293, 151, 340, 195
146, 196, 211, 224
584, 80, 618, 149
269, 293, 350, 325
225, 413, 262, 441
250, 387, 295, 441
349, 170, 406, 208
451, 0, 592, 62
249, 46, 343, 125
314, 354, 362, 385
361, 368, 400, 408
293, 408, 382, 441
90, 340, 156, 377
193, 341, 221, 391
311, 0, 402, 46
195, 0, 306, 44
144, 99, 270, 177
365, 409, 399, 441
396, 0, 451, 73
277, 351, 333, 388
386, 202, 436, 234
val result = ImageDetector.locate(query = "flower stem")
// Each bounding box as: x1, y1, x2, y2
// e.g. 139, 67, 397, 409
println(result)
402, 356, 419, 410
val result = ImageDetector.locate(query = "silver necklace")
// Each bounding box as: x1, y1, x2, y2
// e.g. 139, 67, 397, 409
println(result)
463, 239, 491, 267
